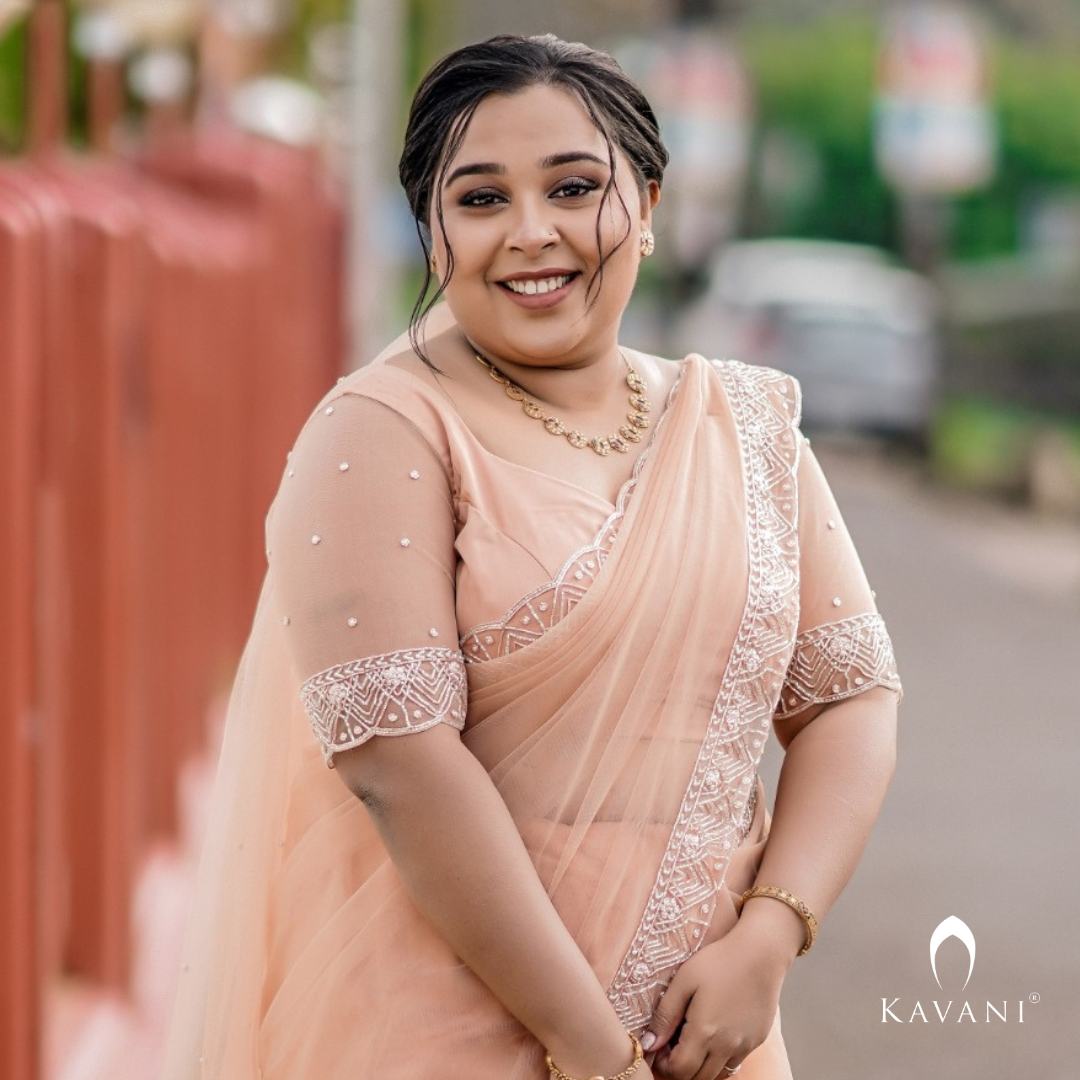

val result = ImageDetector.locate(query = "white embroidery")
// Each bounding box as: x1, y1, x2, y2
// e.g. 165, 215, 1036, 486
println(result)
606, 361, 803, 1032
459, 511, 623, 662
300, 647, 467, 766
776, 613, 901, 718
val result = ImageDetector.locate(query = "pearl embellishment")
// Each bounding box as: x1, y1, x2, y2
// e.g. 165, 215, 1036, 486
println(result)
311, 535, 322, 545
347, 617, 358, 627
400, 538, 410, 548
409, 470, 421, 480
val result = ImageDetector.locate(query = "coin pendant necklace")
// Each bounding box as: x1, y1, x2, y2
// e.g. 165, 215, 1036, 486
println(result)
472, 347, 651, 457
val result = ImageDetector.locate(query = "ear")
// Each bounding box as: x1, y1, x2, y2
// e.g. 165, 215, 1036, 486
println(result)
640, 179, 661, 227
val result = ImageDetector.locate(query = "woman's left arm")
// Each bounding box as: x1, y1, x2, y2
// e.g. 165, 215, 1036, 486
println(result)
736, 685, 898, 960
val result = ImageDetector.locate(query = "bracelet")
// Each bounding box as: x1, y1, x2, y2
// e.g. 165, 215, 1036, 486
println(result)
735, 885, 818, 956
545, 1031, 643, 1080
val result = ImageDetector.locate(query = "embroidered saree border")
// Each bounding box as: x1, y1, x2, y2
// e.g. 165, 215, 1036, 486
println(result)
605, 361, 803, 1031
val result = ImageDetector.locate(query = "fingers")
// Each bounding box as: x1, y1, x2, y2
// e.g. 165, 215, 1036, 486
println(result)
641, 974, 695, 1053
654, 1034, 749, 1080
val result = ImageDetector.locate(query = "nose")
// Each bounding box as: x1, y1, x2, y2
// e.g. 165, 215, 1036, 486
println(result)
506, 198, 558, 257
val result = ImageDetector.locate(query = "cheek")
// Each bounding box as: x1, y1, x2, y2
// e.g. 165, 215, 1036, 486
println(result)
596, 191, 638, 251
439, 219, 501, 273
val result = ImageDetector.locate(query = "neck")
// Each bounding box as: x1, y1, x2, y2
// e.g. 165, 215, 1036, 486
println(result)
464, 335, 630, 417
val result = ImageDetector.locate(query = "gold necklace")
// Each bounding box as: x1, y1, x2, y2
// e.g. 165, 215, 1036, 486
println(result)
472, 348, 651, 457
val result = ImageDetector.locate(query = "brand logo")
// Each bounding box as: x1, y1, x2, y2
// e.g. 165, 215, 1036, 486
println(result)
930, 915, 975, 990
880, 915, 1041, 1024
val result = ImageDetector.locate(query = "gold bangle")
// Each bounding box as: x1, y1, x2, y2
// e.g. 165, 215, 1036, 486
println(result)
545, 1032, 643, 1080
735, 885, 819, 956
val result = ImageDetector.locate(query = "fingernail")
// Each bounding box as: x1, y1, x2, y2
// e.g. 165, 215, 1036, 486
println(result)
641, 1032, 657, 1051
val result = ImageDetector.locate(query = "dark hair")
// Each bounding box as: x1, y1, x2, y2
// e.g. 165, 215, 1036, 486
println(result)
398, 33, 669, 362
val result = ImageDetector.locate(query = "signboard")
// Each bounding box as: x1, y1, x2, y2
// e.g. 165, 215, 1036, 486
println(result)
875, 2, 997, 195
619, 31, 753, 268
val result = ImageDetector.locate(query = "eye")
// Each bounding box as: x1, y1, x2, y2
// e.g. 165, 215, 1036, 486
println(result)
458, 187, 505, 208
552, 177, 600, 199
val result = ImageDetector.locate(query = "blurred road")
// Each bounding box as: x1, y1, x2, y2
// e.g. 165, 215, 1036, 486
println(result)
760, 444, 1080, 1080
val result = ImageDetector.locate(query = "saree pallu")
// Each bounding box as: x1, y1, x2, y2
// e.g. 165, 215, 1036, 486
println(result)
163, 354, 897, 1079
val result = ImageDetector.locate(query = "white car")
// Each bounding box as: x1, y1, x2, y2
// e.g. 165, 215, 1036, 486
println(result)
672, 239, 940, 439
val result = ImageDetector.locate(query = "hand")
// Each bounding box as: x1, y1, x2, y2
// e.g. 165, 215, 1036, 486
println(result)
641, 922, 791, 1080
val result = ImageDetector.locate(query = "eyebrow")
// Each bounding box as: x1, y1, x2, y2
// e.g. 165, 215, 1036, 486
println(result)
443, 151, 608, 187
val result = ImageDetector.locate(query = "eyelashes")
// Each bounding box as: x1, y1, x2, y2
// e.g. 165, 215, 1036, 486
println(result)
553, 177, 601, 199
456, 176, 602, 208
457, 188, 502, 208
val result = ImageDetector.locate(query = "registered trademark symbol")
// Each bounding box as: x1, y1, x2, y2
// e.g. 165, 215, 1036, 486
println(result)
1029, 993, 1041, 1004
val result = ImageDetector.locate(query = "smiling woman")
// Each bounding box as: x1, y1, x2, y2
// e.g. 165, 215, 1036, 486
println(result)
163, 33, 901, 1080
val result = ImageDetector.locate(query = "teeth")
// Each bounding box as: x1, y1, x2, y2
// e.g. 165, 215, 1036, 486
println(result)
505, 275, 571, 296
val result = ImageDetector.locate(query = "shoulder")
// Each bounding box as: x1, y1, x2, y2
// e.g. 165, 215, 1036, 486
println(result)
700, 356, 802, 429
291, 349, 456, 464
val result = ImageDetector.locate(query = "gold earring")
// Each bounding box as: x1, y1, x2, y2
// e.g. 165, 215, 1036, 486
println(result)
429, 252, 438, 275
639, 230, 655, 258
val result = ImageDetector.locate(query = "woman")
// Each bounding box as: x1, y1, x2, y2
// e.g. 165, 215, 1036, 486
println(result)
164, 34, 900, 1080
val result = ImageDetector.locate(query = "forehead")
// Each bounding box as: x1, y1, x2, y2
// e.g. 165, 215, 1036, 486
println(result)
449, 83, 610, 165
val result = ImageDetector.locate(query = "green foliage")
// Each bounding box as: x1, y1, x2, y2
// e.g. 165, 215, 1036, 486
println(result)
930, 397, 1033, 491
742, 16, 1080, 260
952, 39, 1080, 259
742, 17, 897, 249
0, 14, 26, 152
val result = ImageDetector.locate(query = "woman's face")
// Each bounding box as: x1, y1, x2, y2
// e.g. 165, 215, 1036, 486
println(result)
430, 82, 659, 369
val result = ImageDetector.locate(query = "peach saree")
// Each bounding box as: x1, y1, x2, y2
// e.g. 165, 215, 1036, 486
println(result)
163, 352, 900, 1079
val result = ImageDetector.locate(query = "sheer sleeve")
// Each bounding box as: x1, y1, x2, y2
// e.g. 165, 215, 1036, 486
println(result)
775, 433, 902, 724
266, 391, 466, 766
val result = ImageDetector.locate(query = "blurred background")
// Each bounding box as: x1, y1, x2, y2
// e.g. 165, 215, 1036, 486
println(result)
1, 2, 1077, 1079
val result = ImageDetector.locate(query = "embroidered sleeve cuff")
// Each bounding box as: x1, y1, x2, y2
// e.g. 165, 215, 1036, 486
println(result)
776, 613, 902, 720
300, 646, 468, 766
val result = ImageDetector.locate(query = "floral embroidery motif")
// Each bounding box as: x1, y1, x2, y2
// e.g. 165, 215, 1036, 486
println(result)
300, 646, 467, 766
776, 613, 901, 719
459, 367, 687, 663
606, 361, 803, 1032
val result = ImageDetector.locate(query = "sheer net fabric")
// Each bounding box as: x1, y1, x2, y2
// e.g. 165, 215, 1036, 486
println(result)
774, 436, 902, 729
268, 395, 467, 764
163, 353, 900, 1080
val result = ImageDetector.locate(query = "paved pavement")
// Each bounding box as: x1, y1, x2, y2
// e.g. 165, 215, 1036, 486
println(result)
760, 443, 1080, 1080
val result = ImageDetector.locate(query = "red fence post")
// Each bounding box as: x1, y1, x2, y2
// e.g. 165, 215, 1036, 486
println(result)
0, 168, 46, 1080
22, 0, 143, 993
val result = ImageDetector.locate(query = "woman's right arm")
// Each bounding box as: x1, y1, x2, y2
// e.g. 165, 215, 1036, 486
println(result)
336, 725, 645, 1078
268, 388, 648, 1080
